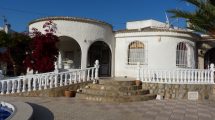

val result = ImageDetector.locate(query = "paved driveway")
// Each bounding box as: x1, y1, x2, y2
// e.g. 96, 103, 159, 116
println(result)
0, 96, 215, 120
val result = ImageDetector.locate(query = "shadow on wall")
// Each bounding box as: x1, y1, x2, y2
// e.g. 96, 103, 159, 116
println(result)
27, 102, 54, 120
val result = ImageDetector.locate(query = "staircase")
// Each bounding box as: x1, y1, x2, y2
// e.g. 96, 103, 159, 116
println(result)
76, 79, 156, 103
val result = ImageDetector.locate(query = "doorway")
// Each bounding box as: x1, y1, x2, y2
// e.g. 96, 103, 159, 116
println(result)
88, 41, 111, 77
204, 48, 215, 69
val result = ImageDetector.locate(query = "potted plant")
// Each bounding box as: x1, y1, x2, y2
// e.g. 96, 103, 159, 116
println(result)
64, 89, 76, 97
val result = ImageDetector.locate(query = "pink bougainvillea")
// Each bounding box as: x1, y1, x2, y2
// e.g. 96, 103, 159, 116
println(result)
24, 21, 59, 73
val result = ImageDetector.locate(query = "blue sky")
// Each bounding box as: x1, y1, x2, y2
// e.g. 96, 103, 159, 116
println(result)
0, 0, 194, 32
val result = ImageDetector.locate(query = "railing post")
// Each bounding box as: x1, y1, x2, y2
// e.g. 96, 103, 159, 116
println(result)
6, 81, 10, 94
22, 78, 26, 92
210, 63, 215, 83
17, 80, 20, 93
94, 60, 99, 80
1, 81, 4, 94
11, 80, 15, 93
54, 74, 58, 87
33, 77, 36, 91
136, 62, 140, 80
93, 60, 99, 84
28, 77, 31, 92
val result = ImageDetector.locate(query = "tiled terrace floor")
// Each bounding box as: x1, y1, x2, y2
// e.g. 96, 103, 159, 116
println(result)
1, 96, 215, 120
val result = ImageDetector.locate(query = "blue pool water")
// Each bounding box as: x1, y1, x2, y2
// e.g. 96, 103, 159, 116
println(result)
0, 107, 12, 120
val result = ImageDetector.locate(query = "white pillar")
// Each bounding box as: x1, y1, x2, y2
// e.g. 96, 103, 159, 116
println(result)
81, 47, 88, 69
6, 81, 10, 94
210, 63, 215, 83
54, 62, 59, 73
94, 60, 99, 80
58, 51, 62, 69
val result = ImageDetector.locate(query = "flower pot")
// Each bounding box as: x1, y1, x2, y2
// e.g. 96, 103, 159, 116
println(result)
64, 90, 76, 97
135, 80, 142, 86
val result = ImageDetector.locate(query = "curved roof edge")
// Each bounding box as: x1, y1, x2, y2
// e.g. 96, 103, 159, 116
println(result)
29, 16, 113, 28
115, 27, 201, 39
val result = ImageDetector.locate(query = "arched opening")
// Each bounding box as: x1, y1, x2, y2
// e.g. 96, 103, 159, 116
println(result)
58, 36, 81, 69
176, 42, 188, 68
88, 41, 111, 77
204, 48, 215, 69
128, 41, 145, 65
176, 42, 195, 68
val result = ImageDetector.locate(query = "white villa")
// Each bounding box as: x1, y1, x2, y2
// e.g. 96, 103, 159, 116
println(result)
0, 16, 214, 100
28, 16, 215, 78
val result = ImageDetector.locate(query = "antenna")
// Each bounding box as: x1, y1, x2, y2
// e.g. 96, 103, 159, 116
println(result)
2, 16, 7, 26
165, 12, 170, 28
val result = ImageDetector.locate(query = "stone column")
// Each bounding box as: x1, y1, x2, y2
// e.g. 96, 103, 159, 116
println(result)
58, 51, 62, 69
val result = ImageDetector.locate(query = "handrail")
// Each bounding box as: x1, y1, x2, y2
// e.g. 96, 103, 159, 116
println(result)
136, 63, 215, 84
0, 60, 99, 95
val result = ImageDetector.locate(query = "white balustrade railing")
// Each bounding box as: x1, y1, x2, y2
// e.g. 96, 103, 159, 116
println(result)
137, 63, 215, 84
0, 60, 99, 95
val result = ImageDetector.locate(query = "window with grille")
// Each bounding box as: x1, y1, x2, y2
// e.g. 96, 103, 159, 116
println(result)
176, 42, 188, 68
128, 41, 145, 65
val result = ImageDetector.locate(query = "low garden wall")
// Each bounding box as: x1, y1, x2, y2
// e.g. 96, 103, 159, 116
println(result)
142, 83, 215, 100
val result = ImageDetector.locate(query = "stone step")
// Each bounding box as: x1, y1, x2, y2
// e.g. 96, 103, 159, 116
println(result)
98, 80, 136, 86
81, 88, 149, 97
76, 93, 156, 103
87, 84, 142, 91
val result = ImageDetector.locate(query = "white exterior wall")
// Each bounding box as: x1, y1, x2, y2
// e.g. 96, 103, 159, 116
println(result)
126, 19, 167, 30
115, 31, 196, 77
29, 19, 115, 76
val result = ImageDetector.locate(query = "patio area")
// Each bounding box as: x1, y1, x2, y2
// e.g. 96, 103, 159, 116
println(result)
0, 96, 215, 120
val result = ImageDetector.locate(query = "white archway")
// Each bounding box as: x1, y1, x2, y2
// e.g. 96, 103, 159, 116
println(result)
58, 36, 82, 69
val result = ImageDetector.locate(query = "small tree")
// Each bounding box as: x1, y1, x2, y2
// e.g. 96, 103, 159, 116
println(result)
168, 0, 215, 37
24, 21, 59, 73
0, 31, 31, 76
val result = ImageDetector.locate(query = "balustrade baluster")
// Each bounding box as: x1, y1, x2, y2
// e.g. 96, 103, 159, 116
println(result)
33, 78, 37, 91
74, 72, 78, 83
185, 70, 187, 83
6, 81, 10, 94
180, 70, 183, 83
167, 71, 170, 83
54, 74, 58, 87
164, 71, 167, 83
44, 76, 47, 89
17, 80, 20, 93
69, 73, 72, 84
60, 74, 63, 86
83, 70, 86, 82
28, 77, 31, 92
197, 71, 201, 83
172, 71, 175, 83
148, 70, 150, 82
91, 68, 95, 80
39, 77, 42, 90
79, 71, 81, 83
64, 74, 68, 86
50, 75, 53, 88
87, 69, 90, 81
11, 80, 15, 93
207, 71, 210, 83
201, 71, 204, 83
22, 79, 26, 92
1, 81, 4, 94
176, 70, 179, 83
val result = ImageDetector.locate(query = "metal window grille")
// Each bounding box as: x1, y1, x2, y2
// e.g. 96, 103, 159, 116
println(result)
128, 41, 145, 65
176, 42, 188, 68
